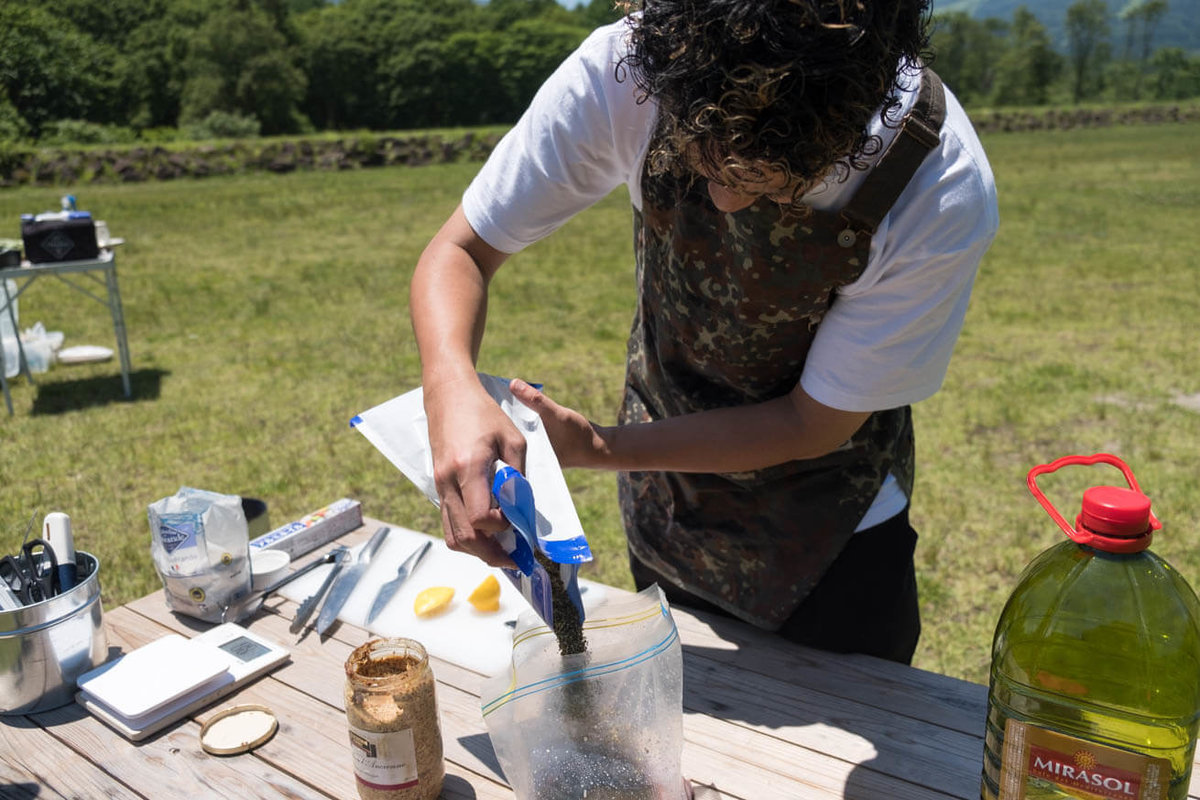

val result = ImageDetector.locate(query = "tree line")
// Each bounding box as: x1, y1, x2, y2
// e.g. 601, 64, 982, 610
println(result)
0, 0, 622, 144
932, 0, 1199, 107
1, 0, 1197, 147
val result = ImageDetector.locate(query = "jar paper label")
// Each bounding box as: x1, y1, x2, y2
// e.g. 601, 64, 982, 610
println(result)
999, 720, 1169, 799
348, 724, 420, 791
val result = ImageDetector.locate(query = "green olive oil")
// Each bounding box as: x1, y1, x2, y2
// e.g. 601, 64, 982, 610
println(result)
981, 455, 1200, 800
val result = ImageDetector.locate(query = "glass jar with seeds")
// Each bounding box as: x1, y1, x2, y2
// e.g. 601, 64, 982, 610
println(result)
344, 638, 444, 800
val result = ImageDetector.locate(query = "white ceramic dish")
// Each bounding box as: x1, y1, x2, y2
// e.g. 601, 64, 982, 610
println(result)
250, 549, 291, 591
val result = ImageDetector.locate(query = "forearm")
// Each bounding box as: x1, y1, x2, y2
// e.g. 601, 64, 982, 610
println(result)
411, 245, 486, 390
594, 391, 869, 474
410, 208, 527, 568
410, 206, 507, 393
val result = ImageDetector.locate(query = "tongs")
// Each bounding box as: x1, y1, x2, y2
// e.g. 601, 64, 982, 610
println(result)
219, 547, 348, 624
291, 546, 353, 633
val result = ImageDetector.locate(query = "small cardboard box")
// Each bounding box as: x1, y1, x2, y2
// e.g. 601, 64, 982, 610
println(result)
21, 217, 99, 263
248, 498, 363, 560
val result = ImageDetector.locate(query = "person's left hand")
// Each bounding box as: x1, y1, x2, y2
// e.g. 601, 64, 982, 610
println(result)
508, 379, 609, 469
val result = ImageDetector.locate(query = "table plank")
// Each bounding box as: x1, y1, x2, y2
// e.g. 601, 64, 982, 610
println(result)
681, 651, 981, 798
125, 583, 514, 796
0, 713, 143, 799
673, 602, 1200, 800
105, 602, 507, 799
128, 571, 753, 800
22, 607, 335, 800
188, 666, 506, 800
681, 716, 963, 800
63, 606, 348, 800
673, 608, 987, 735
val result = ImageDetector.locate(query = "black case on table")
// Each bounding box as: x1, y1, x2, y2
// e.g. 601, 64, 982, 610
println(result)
21, 217, 99, 263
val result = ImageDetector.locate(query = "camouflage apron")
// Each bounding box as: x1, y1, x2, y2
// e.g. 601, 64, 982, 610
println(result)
619, 69, 946, 629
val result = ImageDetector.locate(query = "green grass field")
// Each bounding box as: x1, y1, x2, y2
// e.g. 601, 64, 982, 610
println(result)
1, 121, 1197, 685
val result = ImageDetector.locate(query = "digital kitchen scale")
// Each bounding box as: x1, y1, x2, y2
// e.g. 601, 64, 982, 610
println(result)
75, 623, 289, 741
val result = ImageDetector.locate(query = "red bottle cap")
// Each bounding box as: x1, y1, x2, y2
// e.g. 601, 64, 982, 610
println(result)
1078, 485, 1153, 538
1028, 454, 1161, 554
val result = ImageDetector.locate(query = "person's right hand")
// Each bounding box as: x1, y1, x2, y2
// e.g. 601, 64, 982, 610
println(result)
423, 375, 525, 569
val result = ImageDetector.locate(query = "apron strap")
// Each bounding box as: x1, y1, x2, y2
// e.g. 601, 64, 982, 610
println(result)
837, 68, 947, 243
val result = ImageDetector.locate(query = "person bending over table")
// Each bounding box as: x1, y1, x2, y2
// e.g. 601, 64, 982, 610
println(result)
410, 0, 998, 664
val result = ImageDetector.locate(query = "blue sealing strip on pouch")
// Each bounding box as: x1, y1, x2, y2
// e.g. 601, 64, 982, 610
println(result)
348, 415, 362, 428
540, 535, 593, 564
492, 465, 537, 577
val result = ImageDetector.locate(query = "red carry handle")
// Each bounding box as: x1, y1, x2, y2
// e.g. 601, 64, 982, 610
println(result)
1027, 453, 1161, 551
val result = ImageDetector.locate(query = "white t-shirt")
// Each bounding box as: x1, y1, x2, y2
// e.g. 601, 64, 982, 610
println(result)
463, 19, 999, 528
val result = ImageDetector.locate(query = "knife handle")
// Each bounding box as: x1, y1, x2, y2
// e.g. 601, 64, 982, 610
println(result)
400, 540, 432, 573
362, 526, 390, 561
314, 528, 390, 635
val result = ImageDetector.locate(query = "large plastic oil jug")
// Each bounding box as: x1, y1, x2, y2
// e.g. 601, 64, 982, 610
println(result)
981, 454, 1200, 800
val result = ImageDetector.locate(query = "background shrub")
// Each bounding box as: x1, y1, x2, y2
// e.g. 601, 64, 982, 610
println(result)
183, 110, 262, 141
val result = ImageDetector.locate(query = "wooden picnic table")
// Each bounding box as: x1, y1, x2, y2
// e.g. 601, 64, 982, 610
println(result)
4, 518, 1199, 799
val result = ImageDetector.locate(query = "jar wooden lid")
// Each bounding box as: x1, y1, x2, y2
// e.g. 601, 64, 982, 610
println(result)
199, 704, 278, 755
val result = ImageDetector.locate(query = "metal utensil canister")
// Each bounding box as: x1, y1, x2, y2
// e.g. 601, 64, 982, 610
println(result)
0, 551, 106, 715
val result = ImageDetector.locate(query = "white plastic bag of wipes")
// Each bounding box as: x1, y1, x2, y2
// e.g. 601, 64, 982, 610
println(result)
350, 372, 592, 629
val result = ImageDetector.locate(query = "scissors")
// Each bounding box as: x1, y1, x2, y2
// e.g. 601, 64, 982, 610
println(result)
0, 538, 59, 604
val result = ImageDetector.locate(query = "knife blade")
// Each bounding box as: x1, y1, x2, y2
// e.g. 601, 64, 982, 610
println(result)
315, 526, 390, 635
366, 540, 433, 625
290, 546, 350, 633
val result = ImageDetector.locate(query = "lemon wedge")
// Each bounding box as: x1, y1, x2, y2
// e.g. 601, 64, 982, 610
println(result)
413, 586, 455, 617
468, 575, 501, 612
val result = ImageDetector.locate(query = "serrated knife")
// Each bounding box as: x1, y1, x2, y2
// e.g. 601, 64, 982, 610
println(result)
366, 540, 432, 625
315, 526, 390, 635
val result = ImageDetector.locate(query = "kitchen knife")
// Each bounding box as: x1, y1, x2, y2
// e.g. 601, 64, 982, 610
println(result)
366, 540, 433, 625
290, 546, 351, 633
315, 526, 390, 635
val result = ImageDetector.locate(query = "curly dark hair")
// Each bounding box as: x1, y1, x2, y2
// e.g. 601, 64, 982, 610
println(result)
618, 0, 932, 206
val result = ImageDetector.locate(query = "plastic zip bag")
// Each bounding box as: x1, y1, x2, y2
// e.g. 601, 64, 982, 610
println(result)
481, 584, 686, 800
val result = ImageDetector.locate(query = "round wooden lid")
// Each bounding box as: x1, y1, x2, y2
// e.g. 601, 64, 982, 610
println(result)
199, 704, 278, 756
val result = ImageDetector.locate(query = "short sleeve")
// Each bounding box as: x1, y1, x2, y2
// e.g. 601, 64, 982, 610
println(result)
800, 89, 999, 412
462, 20, 656, 254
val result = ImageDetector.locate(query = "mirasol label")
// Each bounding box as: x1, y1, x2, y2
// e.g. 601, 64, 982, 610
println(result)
1000, 720, 1170, 799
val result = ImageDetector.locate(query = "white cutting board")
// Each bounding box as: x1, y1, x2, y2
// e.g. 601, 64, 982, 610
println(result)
277, 525, 608, 678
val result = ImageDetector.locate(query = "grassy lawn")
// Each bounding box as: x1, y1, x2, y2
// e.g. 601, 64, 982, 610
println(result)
1, 121, 1197, 685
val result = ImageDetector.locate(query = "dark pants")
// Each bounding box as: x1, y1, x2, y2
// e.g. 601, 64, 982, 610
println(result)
630, 509, 921, 664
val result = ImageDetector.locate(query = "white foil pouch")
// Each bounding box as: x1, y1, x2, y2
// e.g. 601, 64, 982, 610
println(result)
351, 373, 593, 627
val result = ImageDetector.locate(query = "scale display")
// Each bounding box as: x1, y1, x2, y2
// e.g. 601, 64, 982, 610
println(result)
219, 635, 272, 663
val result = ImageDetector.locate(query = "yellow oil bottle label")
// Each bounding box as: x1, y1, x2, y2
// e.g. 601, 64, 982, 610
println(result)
999, 720, 1170, 799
